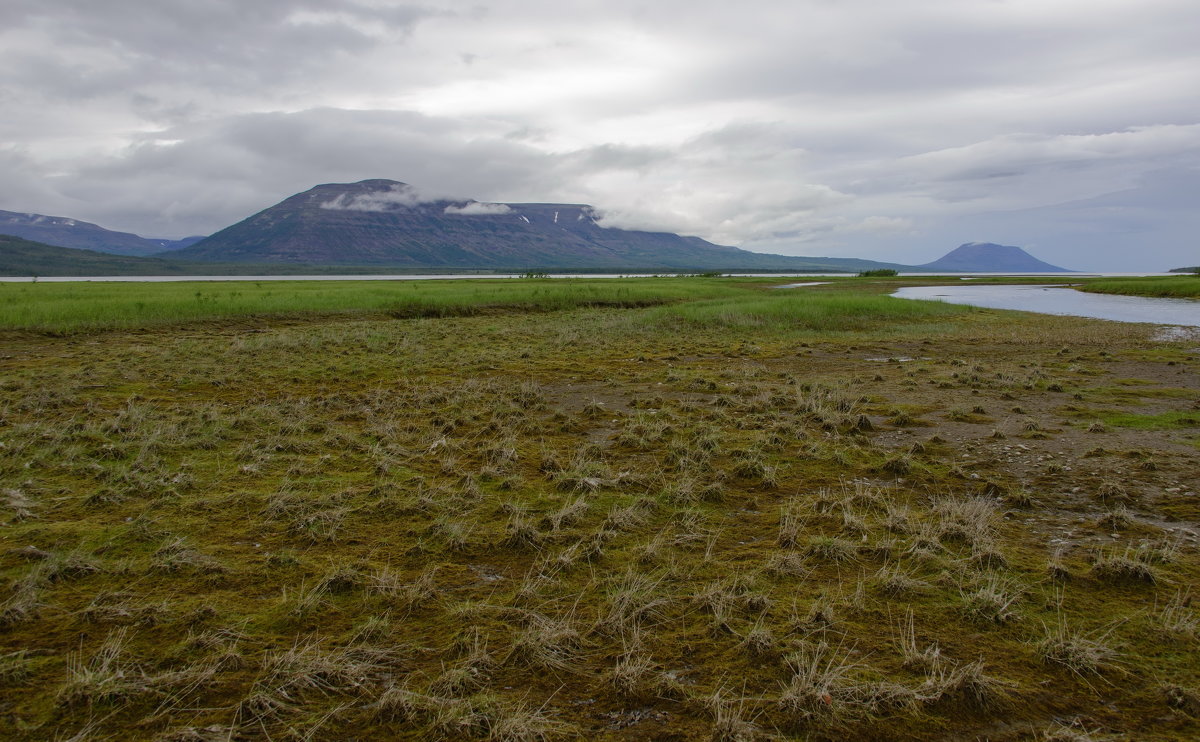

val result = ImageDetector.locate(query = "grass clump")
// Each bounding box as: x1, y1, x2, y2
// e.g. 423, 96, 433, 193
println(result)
1036, 616, 1121, 678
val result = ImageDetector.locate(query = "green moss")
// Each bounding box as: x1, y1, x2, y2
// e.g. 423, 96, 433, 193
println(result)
1099, 410, 1200, 430
0, 280, 1196, 740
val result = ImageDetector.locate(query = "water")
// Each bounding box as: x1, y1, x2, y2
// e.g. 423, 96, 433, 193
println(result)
0, 271, 1181, 284
0, 272, 847, 283
893, 285, 1200, 327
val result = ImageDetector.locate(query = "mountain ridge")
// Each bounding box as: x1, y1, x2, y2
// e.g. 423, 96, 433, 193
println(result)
3, 182, 1076, 274
918, 242, 1071, 272
169, 180, 909, 272
0, 234, 541, 277
0, 209, 201, 257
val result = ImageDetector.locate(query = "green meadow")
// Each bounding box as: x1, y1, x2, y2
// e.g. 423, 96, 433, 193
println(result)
0, 277, 748, 332
1080, 276, 1200, 299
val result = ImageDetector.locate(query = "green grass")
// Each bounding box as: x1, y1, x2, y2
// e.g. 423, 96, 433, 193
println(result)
0, 278, 977, 335
646, 290, 972, 333
1098, 410, 1200, 430
0, 277, 761, 333
1079, 276, 1200, 299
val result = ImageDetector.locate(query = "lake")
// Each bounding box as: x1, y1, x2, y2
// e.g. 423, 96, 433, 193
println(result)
0, 272, 842, 283
893, 284, 1200, 327
2, 271, 1179, 283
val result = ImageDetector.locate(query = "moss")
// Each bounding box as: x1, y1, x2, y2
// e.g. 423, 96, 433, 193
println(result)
0, 279, 1196, 740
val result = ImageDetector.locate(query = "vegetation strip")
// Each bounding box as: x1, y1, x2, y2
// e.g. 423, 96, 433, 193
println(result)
1078, 276, 1200, 299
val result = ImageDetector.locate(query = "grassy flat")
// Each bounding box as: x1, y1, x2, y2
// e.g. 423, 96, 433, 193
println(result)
1, 278, 1197, 741
1079, 276, 1200, 299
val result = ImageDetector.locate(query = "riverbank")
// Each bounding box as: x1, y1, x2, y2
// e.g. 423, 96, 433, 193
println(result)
1, 281, 1197, 741
1079, 276, 1200, 299
892, 284, 1200, 327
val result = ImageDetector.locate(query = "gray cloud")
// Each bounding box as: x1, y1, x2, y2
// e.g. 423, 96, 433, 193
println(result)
443, 202, 513, 216
1, 0, 1197, 268
321, 184, 426, 211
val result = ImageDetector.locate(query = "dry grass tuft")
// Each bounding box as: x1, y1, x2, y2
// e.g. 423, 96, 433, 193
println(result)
508, 613, 583, 674
806, 535, 858, 563
1036, 616, 1121, 678
959, 575, 1021, 624
778, 641, 865, 721
1091, 547, 1158, 584
58, 628, 153, 707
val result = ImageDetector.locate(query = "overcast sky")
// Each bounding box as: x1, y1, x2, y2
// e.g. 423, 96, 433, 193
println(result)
2, 0, 1197, 269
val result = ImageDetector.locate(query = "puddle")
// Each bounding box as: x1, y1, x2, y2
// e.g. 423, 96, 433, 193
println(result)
1153, 326, 1200, 342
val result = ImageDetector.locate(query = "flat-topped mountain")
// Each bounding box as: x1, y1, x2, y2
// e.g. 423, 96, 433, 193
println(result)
170, 180, 907, 272
2, 185, 1081, 275
919, 242, 1071, 272
0, 209, 201, 257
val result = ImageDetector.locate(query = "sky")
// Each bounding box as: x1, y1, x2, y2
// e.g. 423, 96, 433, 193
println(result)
1, 0, 1198, 270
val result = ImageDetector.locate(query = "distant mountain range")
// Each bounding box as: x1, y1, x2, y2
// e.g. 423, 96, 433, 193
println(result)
0, 209, 202, 257
0, 234, 479, 277
1, 180, 1076, 274
169, 180, 904, 272
917, 242, 1071, 272
0, 234, 203, 276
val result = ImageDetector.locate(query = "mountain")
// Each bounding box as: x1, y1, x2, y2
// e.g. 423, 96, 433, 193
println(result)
171, 180, 908, 272
153, 235, 207, 251
0, 209, 202, 257
0, 234, 512, 277
0, 234, 197, 275
917, 242, 1071, 272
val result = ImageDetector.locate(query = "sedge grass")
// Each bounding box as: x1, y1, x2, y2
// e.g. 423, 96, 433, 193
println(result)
0, 276, 758, 333
644, 289, 972, 333
1078, 276, 1200, 299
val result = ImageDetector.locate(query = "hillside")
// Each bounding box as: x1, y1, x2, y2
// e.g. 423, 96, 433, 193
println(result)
0, 234, 198, 275
0, 234, 482, 277
0, 210, 201, 257
918, 242, 1071, 272
171, 180, 908, 272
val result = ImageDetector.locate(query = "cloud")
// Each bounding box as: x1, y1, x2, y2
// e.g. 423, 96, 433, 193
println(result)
321, 184, 426, 211
1, 1, 1198, 268
846, 216, 915, 234
443, 202, 513, 216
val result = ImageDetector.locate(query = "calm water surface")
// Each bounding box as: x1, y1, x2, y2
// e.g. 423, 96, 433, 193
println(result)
0, 272, 841, 283
893, 285, 1200, 327
4, 271, 1174, 283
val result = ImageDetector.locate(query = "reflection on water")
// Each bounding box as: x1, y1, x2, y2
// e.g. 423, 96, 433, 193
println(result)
893, 285, 1200, 327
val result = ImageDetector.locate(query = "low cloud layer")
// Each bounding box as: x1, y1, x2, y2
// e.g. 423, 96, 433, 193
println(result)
444, 202, 513, 216
322, 184, 426, 212
2, 1, 1197, 269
